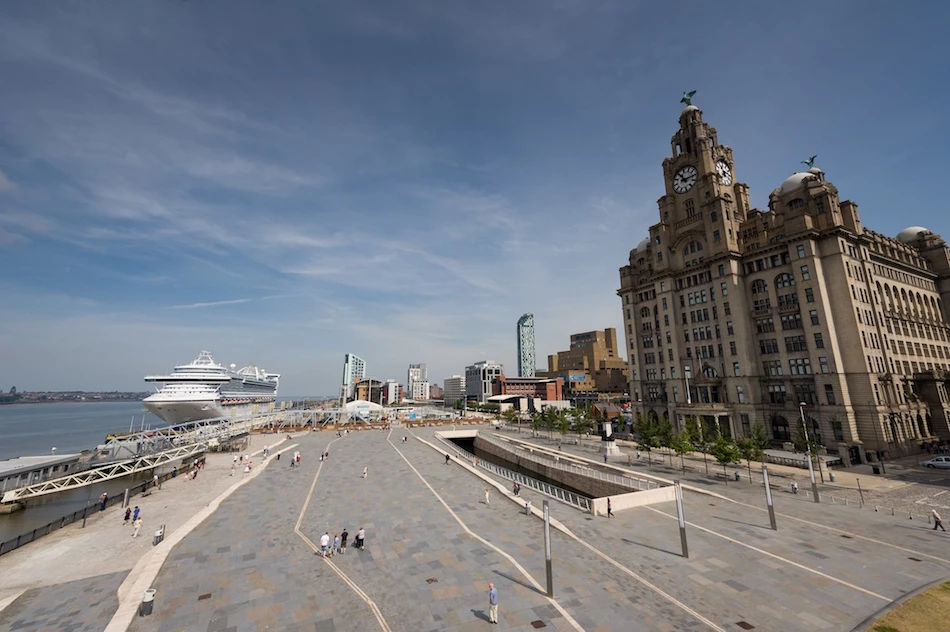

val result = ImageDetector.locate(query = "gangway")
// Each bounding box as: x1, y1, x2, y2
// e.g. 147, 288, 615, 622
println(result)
2, 443, 207, 504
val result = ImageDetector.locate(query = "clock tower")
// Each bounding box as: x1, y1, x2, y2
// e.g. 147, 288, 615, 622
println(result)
648, 101, 751, 272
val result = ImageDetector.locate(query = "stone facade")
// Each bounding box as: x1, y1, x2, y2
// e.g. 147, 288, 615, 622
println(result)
618, 103, 950, 466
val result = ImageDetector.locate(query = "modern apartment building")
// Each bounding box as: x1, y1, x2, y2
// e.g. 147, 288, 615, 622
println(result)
429, 383, 443, 400
383, 379, 400, 406
618, 99, 950, 466
340, 353, 366, 403
465, 361, 504, 403
517, 313, 536, 377
443, 375, 466, 408
538, 329, 628, 403
407, 363, 428, 400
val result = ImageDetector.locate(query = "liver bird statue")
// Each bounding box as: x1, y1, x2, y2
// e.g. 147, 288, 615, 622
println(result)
801, 155, 818, 168
680, 90, 697, 106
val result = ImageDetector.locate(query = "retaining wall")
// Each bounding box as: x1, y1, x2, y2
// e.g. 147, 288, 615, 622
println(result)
589, 486, 676, 517
474, 436, 630, 498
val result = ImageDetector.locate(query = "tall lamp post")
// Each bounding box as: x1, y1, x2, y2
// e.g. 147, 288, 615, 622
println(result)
870, 402, 886, 474
799, 402, 820, 503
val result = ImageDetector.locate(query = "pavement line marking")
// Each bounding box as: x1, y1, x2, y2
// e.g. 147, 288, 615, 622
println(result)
405, 430, 727, 632
105, 442, 298, 631
692, 490, 950, 566
0, 589, 26, 617
643, 506, 888, 602
389, 430, 586, 632
294, 436, 391, 632
933, 490, 947, 497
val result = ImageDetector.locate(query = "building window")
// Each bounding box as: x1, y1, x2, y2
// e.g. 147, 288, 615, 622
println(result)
814, 332, 825, 348
713, 230, 721, 242
789, 358, 812, 375
776, 273, 795, 289
818, 356, 829, 373
756, 318, 775, 333
801, 265, 811, 281
730, 341, 737, 355
737, 386, 746, 403
752, 279, 769, 295
785, 335, 807, 352
809, 309, 819, 325
760, 339, 780, 354
733, 362, 741, 377
832, 420, 844, 441
825, 384, 836, 405
805, 287, 815, 303
660, 281, 666, 291
718, 264, 725, 276
721, 282, 728, 296
795, 383, 817, 405
726, 321, 734, 335
781, 313, 802, 330
797, 244, 806, 258
763, 360, 783, 376
768, 384, 787, 405
724, 302, 731, 315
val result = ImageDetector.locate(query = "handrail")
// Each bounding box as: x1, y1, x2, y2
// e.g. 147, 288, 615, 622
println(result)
434, 435, 592, 513
478, 431, 664, 492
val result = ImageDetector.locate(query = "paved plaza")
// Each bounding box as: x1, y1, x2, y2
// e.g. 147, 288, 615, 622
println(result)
2, 425, 950, 631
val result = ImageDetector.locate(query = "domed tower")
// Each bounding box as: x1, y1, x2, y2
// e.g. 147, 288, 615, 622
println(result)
767, 161, 862, 235
652, 99, 751, 272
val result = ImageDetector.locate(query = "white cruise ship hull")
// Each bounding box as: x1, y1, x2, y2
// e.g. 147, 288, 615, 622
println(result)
144, 398, 277, 425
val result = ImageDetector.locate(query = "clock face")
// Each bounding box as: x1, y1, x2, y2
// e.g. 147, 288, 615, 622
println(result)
672, 165, 698, 194
716, 161, 733, 186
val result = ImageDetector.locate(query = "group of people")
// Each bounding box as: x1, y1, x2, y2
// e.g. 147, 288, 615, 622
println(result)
318, 527, 366, 556
123, 505, 144, 537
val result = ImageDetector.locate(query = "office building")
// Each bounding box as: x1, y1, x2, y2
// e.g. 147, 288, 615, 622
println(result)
443, 375, 466, 408
517, 313, 536, 377
619, 99, 950, 466
465, 361, 504, 403
493, 376, 564, 401
407, 364, 428, 400
538, 329, 628, 404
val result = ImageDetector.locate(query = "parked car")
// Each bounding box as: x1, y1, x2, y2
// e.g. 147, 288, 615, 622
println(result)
922, 456, 950, 469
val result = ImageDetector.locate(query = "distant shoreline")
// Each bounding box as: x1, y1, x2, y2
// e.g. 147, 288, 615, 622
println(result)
0, 398, 147, 407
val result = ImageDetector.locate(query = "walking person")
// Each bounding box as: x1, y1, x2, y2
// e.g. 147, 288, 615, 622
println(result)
132, 506, 140, 522
332, 534, 340, 557
445, 453, 451, 465
357, 526, 366, 550
484, 488, 490, 506
487, 582, 499, 624
604, 453, 608, 463
607, 497, 614, 518
340, 528, 348, 554
99, 492, 108, 512
132, 517, 143, 538
320, 532, 330, 557
123, 507, 132, 525
934, 509, 947, 532
362, 466, 368, 479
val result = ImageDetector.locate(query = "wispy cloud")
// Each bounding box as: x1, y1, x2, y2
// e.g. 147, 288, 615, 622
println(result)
0, 170, 16, 193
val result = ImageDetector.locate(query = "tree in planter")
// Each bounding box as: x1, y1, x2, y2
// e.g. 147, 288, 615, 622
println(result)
556, 412, 571, 443
684, 416, 710, 476
574, 415, 591, 443
670, 427, 694, 472
658, 419, 675, 466
793, 416, 825, 478
530, 411, 544, 437
635, 414, 661, 466
710, 433, 742, 483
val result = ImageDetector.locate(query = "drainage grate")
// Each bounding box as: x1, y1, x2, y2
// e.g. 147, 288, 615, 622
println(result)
909, 557, 922, 562
736, 622, 755, 630
426, 578, 439, 584
198, 593, 212, 601
530, 621, 547, 629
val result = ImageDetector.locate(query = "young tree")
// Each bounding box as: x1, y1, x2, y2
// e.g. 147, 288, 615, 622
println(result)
658, 419, 675, 466
574, 415, 591, 442
684, 416, 710, 476
670, 427, 694, 472
710, 434, 742, 483
635, 415, 661, 466
737, 421, 769, 482
793, 417, 824, 475
501, 408, 518, 426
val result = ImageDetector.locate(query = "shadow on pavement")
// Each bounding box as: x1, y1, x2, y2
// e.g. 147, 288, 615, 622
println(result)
471, 608, 490, 622
621, 537, 679, 557
492, 570, 543, 595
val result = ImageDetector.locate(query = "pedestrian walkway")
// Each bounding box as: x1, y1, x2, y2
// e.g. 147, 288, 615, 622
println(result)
3, 425, 950, 631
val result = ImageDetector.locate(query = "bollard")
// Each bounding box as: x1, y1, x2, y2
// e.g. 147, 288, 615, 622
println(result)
891, 508, 895, 516
909, 514, 913, 520
139, 589, 156, 616
875, 506, 879, 512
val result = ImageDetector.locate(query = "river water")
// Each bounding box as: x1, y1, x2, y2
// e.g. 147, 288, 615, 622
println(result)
0, 398, 309, 543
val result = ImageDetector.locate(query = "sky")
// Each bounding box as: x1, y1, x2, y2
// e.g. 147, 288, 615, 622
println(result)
1, 1, 948, 396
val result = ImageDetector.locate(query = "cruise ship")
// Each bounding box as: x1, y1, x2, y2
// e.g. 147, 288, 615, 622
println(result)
143, 351, 280, 425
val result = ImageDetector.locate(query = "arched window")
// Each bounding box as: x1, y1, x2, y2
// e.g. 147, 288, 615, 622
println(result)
770, 415, 790, 442
775, 273, 795, 289
751, 279, 769, 295
703, 366, 718, 378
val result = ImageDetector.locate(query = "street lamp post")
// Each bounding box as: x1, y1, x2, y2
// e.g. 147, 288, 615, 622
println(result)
799, 402, 820, 503
870, 402, 886, 474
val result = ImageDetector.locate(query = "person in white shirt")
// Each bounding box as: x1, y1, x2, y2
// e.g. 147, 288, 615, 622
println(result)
320, 532, 330, 556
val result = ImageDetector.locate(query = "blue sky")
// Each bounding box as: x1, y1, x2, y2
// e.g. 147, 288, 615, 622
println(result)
0, 1, 947, 396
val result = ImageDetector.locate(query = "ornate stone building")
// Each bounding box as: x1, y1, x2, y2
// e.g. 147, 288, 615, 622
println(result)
618, 101, 950, 466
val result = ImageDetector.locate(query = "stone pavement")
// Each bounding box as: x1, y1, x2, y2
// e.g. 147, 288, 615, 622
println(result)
0, 570, 127, 632
4, 424, 950, 631
0, 431, 295, 632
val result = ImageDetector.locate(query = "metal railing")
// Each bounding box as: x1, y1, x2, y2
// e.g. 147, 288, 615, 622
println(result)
479, 432, 664, 492
435, 436, 592, 512
0, 458, 203, 557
